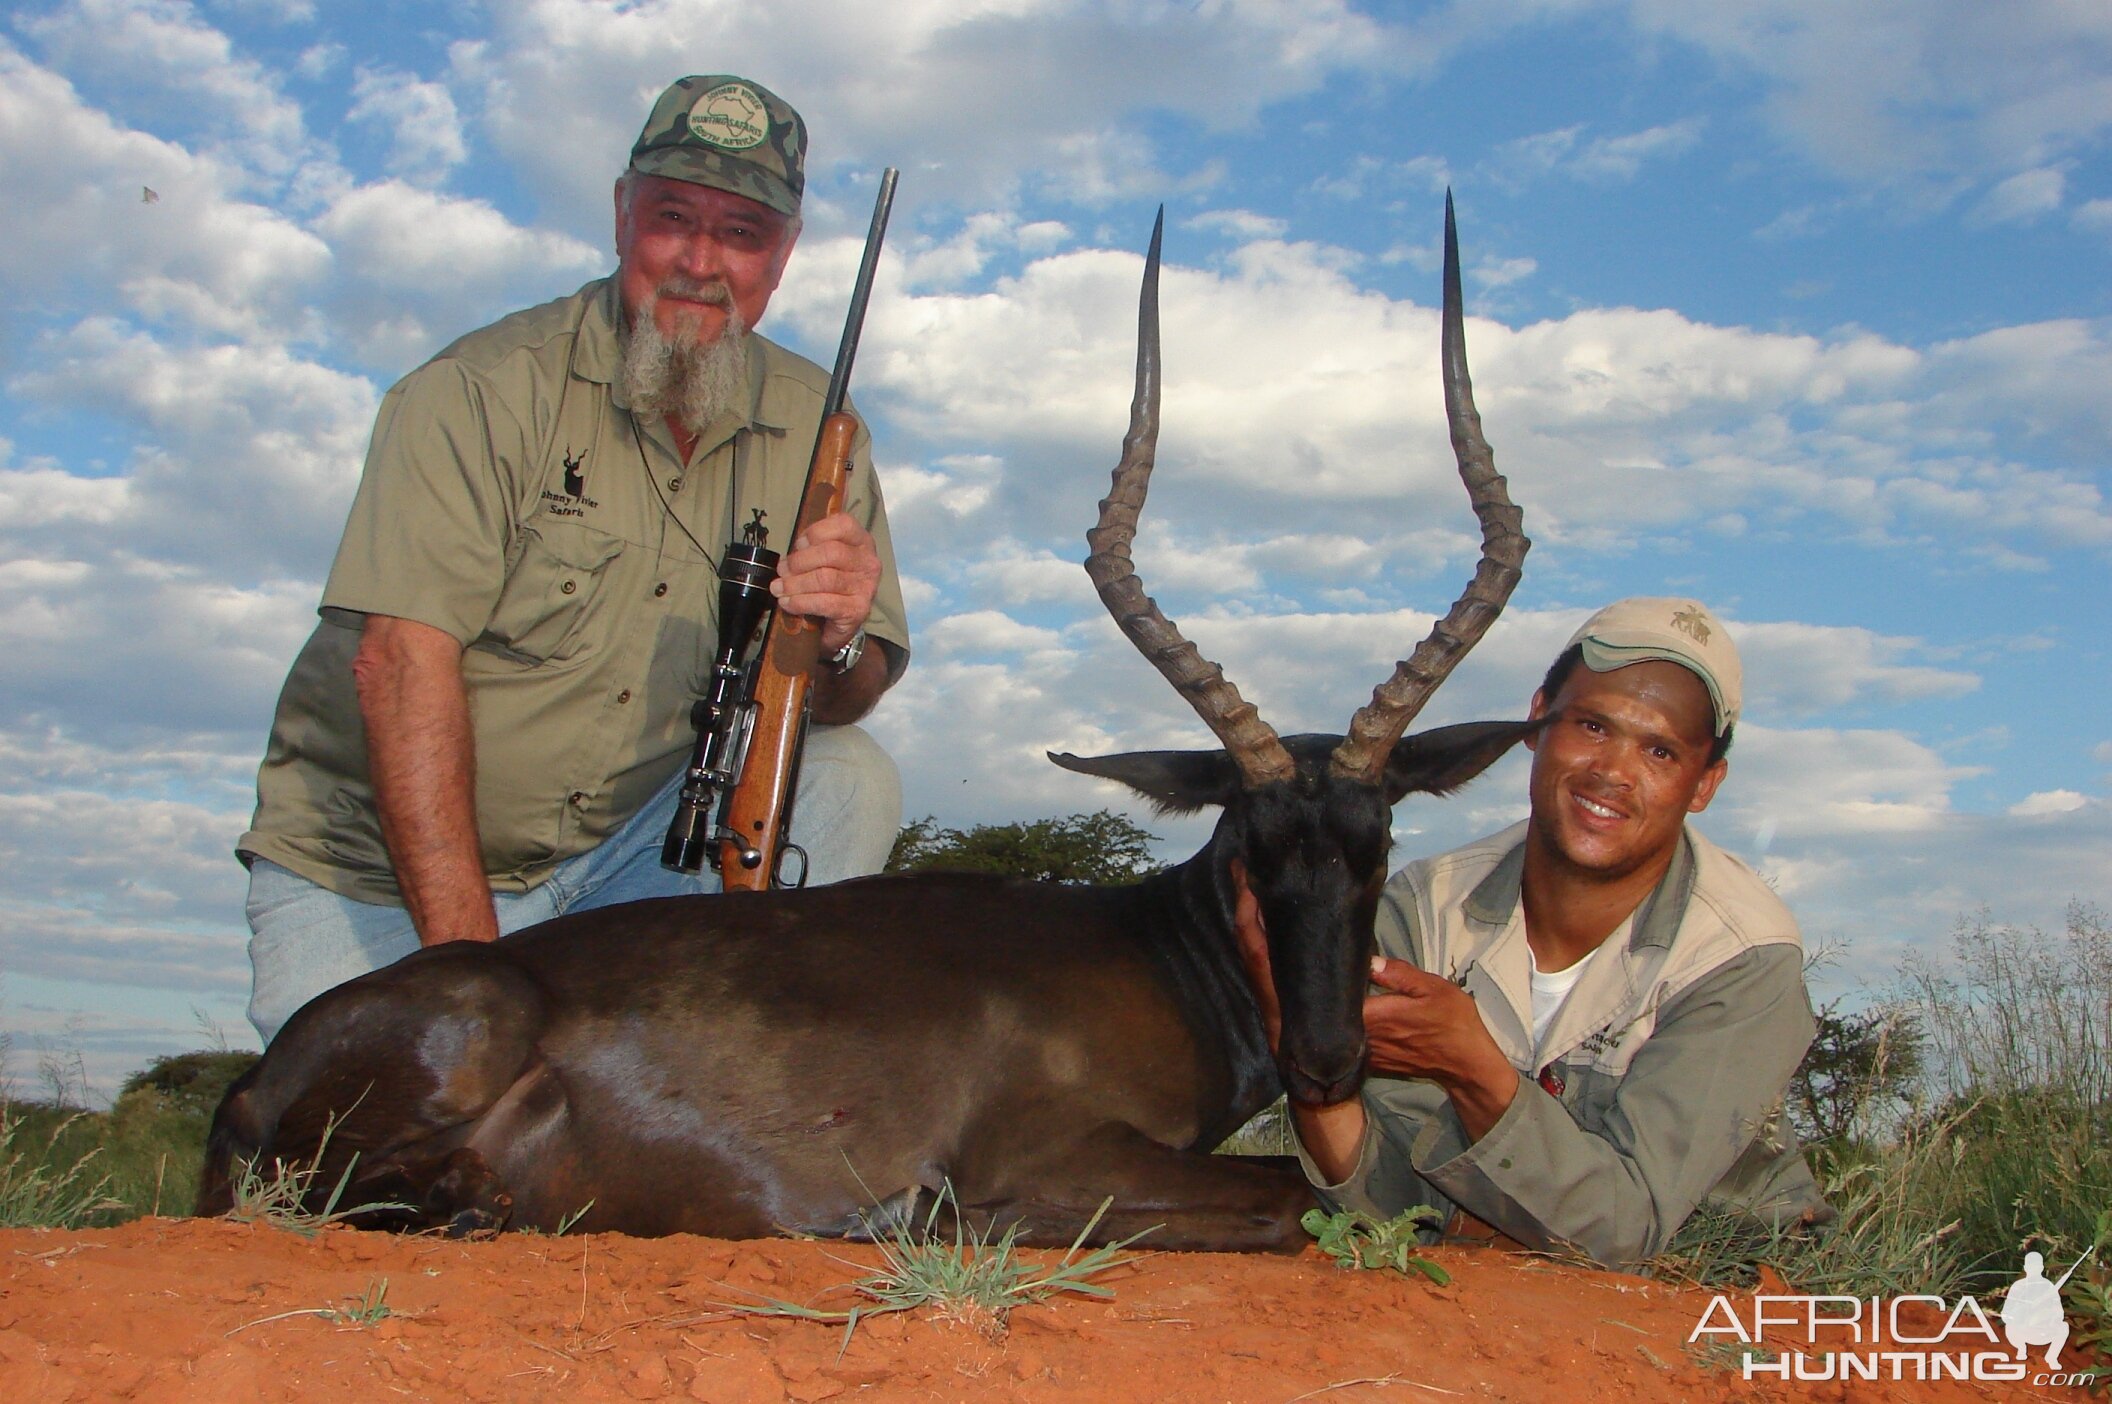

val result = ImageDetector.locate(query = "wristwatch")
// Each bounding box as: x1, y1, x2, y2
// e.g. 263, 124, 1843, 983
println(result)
825, 629, 867, 676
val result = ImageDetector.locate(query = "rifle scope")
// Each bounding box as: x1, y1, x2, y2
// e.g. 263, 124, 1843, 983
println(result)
661, 519, 779, 873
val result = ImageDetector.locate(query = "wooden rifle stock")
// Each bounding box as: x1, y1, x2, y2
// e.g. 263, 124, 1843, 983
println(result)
716, 412, 859, 889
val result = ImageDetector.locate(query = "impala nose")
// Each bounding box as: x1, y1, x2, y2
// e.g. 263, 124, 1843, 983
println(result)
1281, 1039, 1369, 1107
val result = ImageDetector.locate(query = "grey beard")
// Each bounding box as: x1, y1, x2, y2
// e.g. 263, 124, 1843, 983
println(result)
620, 287, 752, 432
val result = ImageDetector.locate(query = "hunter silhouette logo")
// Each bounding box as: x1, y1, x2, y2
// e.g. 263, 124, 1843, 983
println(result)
2003, 1247, 2092, 1368
562, 447, 587, 499
1670, 606, 1712, 644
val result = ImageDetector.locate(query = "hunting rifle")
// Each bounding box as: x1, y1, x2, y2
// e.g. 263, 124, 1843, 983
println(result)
660, 167, 899, 889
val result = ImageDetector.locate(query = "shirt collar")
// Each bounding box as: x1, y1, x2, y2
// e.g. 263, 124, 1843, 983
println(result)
1463, 825, 1697, 953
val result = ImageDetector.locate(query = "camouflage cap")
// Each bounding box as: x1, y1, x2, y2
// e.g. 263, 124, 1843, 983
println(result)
629, 75, 807, 216
1564, 597, 1743, 736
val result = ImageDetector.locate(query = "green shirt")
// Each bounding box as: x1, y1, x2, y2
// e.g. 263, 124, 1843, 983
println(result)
239, 278, 910, 904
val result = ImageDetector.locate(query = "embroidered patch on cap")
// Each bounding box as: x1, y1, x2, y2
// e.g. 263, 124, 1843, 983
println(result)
1670, 605, 1713, 644
688, 82, 770, 150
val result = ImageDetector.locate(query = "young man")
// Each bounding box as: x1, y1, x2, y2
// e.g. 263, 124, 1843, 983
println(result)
238, 76, 910, 1042
1242, 597, 1828, 1266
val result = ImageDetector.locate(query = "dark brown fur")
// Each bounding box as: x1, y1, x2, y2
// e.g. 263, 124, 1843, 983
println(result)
198, 726, 1530, 1250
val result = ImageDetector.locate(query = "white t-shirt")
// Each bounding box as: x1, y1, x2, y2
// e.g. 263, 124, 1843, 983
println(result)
1529, 942, 1602, 1049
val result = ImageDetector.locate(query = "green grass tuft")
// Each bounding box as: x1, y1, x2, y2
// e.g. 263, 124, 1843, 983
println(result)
0, 1104, 124, 1228
720, 1181, 1151, 1348
330, 1277, 394, 1326
221, 1106, 408, 1236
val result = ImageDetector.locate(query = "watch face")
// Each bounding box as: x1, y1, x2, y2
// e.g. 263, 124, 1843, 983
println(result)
832, 631, 866, 674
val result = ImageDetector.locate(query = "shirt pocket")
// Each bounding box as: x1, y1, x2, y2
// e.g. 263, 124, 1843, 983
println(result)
478, 522, 624, 664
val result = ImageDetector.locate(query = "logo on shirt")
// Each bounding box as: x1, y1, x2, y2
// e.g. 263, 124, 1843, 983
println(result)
542, 446, 600, 518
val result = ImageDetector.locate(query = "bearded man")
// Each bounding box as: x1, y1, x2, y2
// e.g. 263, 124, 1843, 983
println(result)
238, 76, 909, 1043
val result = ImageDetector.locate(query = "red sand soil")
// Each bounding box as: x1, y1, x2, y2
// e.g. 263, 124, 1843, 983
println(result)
0, 1217, 2096, 1402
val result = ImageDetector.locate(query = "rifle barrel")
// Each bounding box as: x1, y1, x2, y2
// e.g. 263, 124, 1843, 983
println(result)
2052, 1243, 2096, 1291
821, 167, 899, 421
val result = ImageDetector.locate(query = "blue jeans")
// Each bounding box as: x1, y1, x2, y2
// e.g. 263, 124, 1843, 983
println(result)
245, 724, 901, 1043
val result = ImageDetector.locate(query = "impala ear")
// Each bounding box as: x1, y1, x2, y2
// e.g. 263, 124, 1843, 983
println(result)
1382, 719, 1544, 804
1048, 749, 1242, 815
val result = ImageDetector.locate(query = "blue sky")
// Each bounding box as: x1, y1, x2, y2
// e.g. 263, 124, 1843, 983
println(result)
1, 0, 2106, 1097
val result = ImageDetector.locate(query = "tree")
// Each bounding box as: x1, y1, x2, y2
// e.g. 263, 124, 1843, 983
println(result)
1787, 999, 1924, 1146
885, 810, 1164, 885
119, 1050, 260, 1117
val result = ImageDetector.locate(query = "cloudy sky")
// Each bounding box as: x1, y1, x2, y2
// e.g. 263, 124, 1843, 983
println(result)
2, 0, 2106, 1097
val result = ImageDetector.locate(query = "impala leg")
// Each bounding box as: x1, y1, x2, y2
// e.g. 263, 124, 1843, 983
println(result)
957, 1123, 1316, 1253
335, 1145, 515, 1236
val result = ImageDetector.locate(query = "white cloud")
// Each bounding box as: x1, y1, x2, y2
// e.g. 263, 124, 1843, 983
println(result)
347, 67, 468, 186
7, 316, 378, 575
899, 211, 1075, 291
1970, 166, 2067, 225
1723, 724, 1971, 839
1467, 115, 1703, 188
1188, 209, 1289, 241
1316, 153, 1453, 204
452, 0, 1411, 233
923, 609, 1066, 661
1733, 620, 1978, 715
1627, 0, 2112, 195
313, 182, 602, 287
1571, 117, 1707, 182
209, 0, 318, 23
1472, 255, 1538, 290
18, 0, 312, 177
814, 229, 2111, 570
0, 553, 318, 740
2009, 789, 2090, 817
961, 542, 1093, 608
0, 43, 333, 338
295, 40, 341, 78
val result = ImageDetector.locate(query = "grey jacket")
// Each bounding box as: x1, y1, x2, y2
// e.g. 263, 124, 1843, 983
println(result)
1301, 821, 1830, 1267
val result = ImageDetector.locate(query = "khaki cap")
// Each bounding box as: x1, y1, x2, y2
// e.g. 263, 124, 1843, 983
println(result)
629, 75, 807, 216
1565, 597, 1742, 735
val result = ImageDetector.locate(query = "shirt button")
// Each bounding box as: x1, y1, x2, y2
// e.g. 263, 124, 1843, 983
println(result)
654, 582, 668, 597
568, 791, 587, 808
668, 476, 683, 492
560, 580, 577, 595
617, 689, 631, 704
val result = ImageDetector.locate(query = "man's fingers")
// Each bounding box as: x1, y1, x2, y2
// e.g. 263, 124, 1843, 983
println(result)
1368, 954, 1432, 994
776, 526, 881, 625
790, 511, 874, 553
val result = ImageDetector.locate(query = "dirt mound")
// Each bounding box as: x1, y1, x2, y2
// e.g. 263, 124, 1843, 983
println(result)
0, 1218, 2090, 1401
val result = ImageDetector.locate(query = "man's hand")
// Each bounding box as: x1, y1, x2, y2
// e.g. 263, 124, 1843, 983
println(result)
772, 511, 880, 656
1228, 857, 1282, 1050
774, 510, 892, 724
1232, 859, 1520, 1172
1365, 957, 1519, 1141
